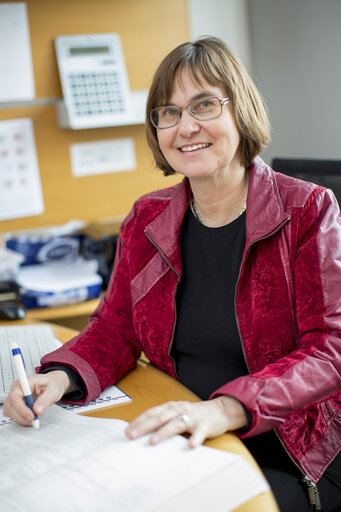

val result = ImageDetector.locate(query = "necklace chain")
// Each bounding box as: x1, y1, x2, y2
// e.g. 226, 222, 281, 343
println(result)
190, 197, 246, 226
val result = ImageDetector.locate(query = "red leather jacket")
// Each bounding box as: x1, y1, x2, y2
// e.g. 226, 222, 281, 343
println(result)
40, 157, 341, 483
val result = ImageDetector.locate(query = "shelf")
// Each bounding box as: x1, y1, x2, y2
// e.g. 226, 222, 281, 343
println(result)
26, 297, 101, 319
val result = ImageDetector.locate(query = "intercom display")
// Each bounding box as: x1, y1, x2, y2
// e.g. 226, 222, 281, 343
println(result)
55, 34, 133, 129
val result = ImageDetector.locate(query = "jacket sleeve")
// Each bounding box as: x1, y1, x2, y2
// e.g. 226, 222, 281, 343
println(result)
38, 230, 142, 404
211, 188, 341, 436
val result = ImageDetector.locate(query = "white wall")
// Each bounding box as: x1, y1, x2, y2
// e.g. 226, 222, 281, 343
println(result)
188, 0, 341, 166
248, 0, 341, 165
188, 0, 253, 73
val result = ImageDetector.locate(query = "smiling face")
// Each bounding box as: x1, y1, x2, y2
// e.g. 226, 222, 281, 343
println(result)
156, 69, 244, 183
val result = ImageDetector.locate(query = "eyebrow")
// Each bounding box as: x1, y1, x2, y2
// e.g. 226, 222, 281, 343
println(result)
163, 92, 218, 107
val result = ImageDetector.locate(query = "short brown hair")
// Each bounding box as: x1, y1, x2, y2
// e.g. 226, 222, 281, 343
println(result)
146, 37, 270, 176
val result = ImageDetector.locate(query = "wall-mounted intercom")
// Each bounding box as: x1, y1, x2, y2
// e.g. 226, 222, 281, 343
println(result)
54, 33, 134, 129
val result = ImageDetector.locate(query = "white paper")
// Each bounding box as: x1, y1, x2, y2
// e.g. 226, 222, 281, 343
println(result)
0, 324, 62, 402
57, 385, 132, 413
0, 406, 14, 428
0, 3, 35, 101
0, 118, 44, 221
0, 386, 131, 428
1, 386, 131, 427
0, 406, 269, 512
70, 138, 136, 177
16, 257, 101, 293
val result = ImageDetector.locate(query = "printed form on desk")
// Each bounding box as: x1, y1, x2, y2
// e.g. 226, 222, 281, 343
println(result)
0, 324, 131, 410
0, 406, 269, 512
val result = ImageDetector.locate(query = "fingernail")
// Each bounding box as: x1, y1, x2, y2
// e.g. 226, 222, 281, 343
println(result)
35, 403, 43, 414
126, 427, 136, 438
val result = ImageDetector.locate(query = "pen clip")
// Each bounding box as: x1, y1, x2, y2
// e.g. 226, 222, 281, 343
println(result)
12, 346, 26, 371
20, 352, 26, 371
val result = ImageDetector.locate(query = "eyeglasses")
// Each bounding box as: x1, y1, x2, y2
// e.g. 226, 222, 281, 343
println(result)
150, 96, 230, 129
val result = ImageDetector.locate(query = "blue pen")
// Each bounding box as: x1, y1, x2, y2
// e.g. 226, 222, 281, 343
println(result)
11, 342, 40, 429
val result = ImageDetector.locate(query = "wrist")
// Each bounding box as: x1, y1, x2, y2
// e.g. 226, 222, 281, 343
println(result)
217, 395, 248, 431
51, 370, 76, 395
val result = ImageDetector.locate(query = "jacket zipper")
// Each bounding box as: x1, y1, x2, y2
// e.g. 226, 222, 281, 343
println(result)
234, 218, 290, 372
234, 218, 322, 510
274, 430, 322, 509
302, 476, 322, 509
144, 229, 180, 377
146, 219, 322, 509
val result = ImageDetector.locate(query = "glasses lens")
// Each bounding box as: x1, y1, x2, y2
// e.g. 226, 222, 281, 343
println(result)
151, 106, 180, 128
150, 97, 224, 128
191, 97, 221, 120
150, 110, 159, 127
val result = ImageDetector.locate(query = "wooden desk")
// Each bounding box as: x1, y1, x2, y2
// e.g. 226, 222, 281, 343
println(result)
2, 319, 279, 512
25, 299, 100, 321
25, 297, 101, 331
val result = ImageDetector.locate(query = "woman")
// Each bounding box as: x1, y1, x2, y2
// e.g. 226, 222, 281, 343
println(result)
4, 37, 341, 511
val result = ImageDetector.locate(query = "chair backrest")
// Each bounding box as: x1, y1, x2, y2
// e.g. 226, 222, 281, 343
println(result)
271, 158, 341, 207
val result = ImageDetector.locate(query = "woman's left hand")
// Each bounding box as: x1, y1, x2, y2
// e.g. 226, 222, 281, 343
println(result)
125, 396, 248, 448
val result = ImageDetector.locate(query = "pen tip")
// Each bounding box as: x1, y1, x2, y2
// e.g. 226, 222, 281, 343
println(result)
11, 341, 19, 350
33, 419, 40, 430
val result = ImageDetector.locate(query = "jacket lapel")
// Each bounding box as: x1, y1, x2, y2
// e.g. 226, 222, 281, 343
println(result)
142, 158, 290, 289
246, 157, 290, 246
145, 178, 191, 272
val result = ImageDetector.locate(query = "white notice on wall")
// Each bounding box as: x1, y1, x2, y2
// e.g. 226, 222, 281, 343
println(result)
0, 118, 44, 221
70, 138, 136, 177
0, 3, 35, 101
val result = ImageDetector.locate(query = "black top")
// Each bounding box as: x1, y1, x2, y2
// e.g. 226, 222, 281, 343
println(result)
46, 205, 341, 495
171, 207, 248, 400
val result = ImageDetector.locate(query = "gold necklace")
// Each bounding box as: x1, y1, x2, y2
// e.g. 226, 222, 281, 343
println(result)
190, 197, 246, 226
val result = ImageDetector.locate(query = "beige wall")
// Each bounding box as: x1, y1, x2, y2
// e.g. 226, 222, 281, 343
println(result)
0, 0, 189, 234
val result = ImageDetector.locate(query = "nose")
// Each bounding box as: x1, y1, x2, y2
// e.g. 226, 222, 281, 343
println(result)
177, 109, 200, 137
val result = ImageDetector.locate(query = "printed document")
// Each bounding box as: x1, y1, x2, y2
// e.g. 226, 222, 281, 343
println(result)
0, 406, 269, 512
0, 118, 44, 221
0, 3, 35, 101
57, 384, 131, 413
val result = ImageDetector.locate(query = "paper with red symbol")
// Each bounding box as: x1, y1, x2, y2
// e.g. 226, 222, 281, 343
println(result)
0, 118, 44, 221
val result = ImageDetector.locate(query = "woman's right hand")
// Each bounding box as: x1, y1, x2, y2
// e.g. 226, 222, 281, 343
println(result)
3, 370, 72, 427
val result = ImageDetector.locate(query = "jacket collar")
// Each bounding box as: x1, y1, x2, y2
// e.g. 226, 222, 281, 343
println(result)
246, 157, 290, 245
144, 179, 191, 267
145, 157, 290, 260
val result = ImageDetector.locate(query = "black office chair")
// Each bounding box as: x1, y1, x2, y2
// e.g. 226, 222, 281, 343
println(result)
271, 158, 341, 207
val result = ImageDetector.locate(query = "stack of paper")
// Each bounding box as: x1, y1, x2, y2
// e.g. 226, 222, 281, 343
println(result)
0, 406, 269, 512
16, 257, 102, 308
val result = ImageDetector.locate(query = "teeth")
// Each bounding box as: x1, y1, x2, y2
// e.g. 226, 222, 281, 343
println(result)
180, 143, 210, 152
